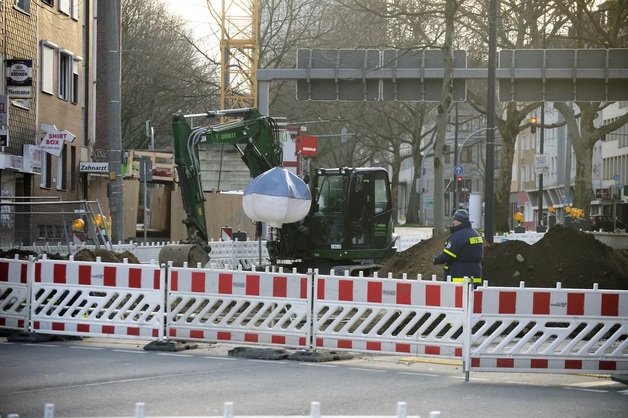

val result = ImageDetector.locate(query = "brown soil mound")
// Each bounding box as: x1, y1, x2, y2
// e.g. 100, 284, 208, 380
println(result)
380, 225, 628, 290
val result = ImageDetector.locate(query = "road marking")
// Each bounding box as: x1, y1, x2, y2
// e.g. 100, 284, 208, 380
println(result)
566, 380, 614, 388
112, 349, 146, 354
203, 356, 238, 361
398, 372, 439, 377
348, 367, 387, 373
69, 346, 105, 350
298, 363, 338, 368
618, 389, 628, 396
563, 387, 608, 393
156, 352, 193, 357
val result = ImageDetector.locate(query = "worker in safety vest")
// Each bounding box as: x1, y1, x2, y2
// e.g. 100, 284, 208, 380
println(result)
433, 209, 484, 284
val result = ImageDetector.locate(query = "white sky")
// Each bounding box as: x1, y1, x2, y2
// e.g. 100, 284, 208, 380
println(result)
162, 0, 220, 55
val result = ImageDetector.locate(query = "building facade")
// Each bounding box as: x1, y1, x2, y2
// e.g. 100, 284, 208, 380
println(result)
1, 0, 94, 244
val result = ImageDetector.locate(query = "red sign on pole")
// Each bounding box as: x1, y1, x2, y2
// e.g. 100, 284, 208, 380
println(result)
296, 135, 317, 156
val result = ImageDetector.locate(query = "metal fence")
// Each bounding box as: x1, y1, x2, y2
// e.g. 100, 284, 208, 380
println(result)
0, 198, 111, 251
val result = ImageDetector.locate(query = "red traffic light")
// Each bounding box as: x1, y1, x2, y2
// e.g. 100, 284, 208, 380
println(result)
457, 176, 463, 182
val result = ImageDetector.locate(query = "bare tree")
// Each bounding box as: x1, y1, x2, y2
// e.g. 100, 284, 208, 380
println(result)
121, 0, 220, 150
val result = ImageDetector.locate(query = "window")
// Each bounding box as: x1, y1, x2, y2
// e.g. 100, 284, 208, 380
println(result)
57, 147, 66, 191
41, 153, 52, 189
58, 50, 72, 100
14, 0, 30, 14
59, 0, 69, 15
71, 0, 79, 20
43, 0, 53, 6
71, 58, 80, 104
70, 146, 77, 192
41, 41, 57, 94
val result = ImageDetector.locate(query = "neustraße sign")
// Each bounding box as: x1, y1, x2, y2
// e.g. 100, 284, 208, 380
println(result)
79, 162, 109, 173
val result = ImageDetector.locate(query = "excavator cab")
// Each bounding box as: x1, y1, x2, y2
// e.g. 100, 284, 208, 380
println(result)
278, 167, 397, 274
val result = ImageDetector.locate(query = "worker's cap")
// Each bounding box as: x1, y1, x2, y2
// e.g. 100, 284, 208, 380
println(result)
453, 209, 470, 222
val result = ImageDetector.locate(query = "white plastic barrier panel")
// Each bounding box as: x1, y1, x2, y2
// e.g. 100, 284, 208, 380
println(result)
469, 284, 628, 374
313, 274, 466, 358
30, 257, 165, 339
0, 256, 32, 331
166, 266, 312, 348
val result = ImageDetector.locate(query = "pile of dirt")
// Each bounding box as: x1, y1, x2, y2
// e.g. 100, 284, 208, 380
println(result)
380, 225, 628, 290
0, 248, 141, 264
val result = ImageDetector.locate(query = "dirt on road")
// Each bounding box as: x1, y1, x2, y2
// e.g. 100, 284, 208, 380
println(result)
380, 224, 628, 290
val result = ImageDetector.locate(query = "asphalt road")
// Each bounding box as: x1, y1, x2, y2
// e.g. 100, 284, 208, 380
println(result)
1, 337, 626, 418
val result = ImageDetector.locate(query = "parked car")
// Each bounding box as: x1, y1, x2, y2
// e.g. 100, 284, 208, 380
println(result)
589, 215, 627, 232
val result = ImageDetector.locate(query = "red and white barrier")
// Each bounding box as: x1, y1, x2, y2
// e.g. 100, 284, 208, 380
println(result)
0, 256, 32, 331
313, 274, 466, 358
166, 266, 311, 348
30, 256, 165, 339
468, 284, 628, 374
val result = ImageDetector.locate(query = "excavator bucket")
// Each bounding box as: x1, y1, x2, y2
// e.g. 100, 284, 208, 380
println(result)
158, 243, 210, 267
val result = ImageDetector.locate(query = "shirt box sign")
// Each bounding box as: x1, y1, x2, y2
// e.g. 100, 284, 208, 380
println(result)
80, 162, 109, 173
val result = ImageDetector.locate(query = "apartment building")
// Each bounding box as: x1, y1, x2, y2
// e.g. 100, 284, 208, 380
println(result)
0, 0, 94, 244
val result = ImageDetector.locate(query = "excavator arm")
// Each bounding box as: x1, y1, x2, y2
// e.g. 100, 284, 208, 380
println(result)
160, 108, 283, 267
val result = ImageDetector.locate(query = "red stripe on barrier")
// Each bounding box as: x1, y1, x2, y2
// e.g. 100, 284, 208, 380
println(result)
473, 291, 482, 313
0, 262, 7, 281
368, 281, 382, 303
499, 292, 516, 314
0, 318, 4, 326
299, 337, 306, 346
567, 293, 585, 316
129, 268, 142, 288
316, 337, 323, 346
601, 294, 619, 317
397, 282, 411, 305
425, 345, 440, 355
54, 264, 67, 284
599, 361, 616, 371
300, 277, 308, 299
191, 330, 204, 339
103, 325, 115, 334
496, 358, 514, 368
455, 286, 463, 308
271, 275, 284, 297
531, 359, 548, 369
127, 327, 140, 336
171, 271, 179, 291
338, 340, 352, 349
454, 348, 462, 357
425, 284, 440, 307
104, 266, 116, 287
152, 329, 159, 338
217, 331, 231, 340
339, 279, 353, 301
366, 341, 381, 351
247, 274, 261, 296
219, 273, 232, 294
245, 333, 258, 343
272, 335, 286, 345
532, 292, 550, 315
35, 263, 41, 282
78, 323, 89, 333
153, 269, 161, 290
52, 322, 65, 331
21, 263, 28, 284
192, 271, 205, 293
565, 360, 582, 369
395, 343, 411, 353
79, 265, 91, 285
317, 278, 325, 299
471, 358, 480, 367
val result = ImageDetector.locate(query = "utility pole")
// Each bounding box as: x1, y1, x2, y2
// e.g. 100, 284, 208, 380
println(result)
484, 0, 499, 244
101, 0, 124, 242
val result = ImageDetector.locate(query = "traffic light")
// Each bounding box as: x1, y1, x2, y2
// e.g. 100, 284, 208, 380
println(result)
456, 175, 463, 183
530, 116, 537, 133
